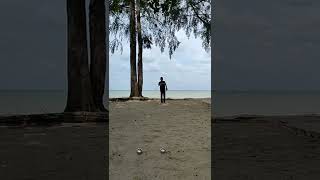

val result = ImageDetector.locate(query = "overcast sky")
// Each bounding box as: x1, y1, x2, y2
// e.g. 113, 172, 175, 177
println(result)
110, 31, 211, 90
213, 0, 320, 90
0, 0, 66, 90
1, 0, 320, 90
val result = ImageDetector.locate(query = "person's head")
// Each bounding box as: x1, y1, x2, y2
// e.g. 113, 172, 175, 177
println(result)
160, 77, 163, 81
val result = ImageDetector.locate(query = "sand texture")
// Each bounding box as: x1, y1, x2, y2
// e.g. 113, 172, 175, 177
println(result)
0, 123, 108, 180
109, 99, 211, 180
213, 116, 320, 180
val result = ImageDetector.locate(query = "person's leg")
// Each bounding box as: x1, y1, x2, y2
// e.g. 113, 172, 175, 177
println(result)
163, 92, 166, 103
160, 92, 163, 103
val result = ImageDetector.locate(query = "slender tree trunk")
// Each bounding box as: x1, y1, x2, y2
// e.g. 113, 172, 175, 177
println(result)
65, 0, 97, 112
89, 0, 107, 112
129, 0, 139, 97
137, 0, 143, 97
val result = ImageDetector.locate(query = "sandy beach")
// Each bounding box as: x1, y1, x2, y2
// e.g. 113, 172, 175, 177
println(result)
213, 116, 320, 180
110, 97, 320, 180
109, 99, 211, 179
1, 100, 320, 179
0, 122, 108, 180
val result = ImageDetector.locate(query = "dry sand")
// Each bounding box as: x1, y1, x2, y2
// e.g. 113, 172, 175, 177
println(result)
2, 100, 320, 180
109, 99, 211, 180
0, 123, 108, 180
213, 116, 320, 180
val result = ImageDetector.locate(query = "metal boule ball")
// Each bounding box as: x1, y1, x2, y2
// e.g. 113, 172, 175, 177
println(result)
137, 148, 143, 155
160, 147, 166, 154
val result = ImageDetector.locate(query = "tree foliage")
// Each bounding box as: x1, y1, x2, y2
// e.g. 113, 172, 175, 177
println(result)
109, 0, 211, 58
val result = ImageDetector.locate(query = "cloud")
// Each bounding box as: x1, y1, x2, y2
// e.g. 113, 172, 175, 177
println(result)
110, 31, 211, 90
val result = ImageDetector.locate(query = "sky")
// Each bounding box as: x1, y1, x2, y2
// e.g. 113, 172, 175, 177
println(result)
0, 0, 210, 91
0, 0, 67, 90
1, 0, 320, 91
213, 0, 320, 90
109, 31, 211, 90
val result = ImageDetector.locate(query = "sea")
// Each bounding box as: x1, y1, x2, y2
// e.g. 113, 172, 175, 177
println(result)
213, 90, 320, 117
109, 90, 211, 99
1, 90, 320, 117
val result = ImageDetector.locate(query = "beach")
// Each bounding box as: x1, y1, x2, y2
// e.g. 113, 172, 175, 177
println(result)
109, 98, 211, 179
1, 98, 320, 179
109, 97, 320, 179
0, 122, 108, 180
213, 116, 320, 180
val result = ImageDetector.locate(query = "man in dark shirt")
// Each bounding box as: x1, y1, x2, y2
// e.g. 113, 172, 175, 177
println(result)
158, 77, 168, 103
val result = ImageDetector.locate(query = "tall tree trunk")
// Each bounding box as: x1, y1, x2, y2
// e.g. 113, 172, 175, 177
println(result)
65, 0, 97, 112
129, 0, 139, 97
137, 0, 143, 97
89, 0, 108, 112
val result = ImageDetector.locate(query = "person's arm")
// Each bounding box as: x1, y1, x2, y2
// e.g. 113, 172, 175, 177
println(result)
166, 84, 168, 91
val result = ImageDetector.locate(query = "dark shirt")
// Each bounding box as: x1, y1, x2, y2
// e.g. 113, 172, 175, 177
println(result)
158, 81, 166, 92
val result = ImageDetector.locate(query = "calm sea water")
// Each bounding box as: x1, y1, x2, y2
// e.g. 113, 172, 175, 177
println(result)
214, 91, 320, 117
0, 90, 68, 115
0, 90, 210, 115
109, 90, 211, 99
1, 90, 320, 116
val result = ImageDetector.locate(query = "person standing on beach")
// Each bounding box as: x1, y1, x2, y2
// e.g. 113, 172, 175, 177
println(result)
158, 77, 168, 103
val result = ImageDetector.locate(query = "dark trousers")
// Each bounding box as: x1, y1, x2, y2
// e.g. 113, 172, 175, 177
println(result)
160, 91, 166, 103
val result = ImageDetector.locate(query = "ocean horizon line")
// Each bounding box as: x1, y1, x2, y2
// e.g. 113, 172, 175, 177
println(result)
3, 89, 320, 93
110, 90, 211, 91
0, 89, 211, 91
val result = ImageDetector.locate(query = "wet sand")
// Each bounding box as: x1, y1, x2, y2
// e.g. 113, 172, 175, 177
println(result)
109, 99, 211, 180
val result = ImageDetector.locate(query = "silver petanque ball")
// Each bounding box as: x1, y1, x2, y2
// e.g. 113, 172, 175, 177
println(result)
160, 147, 166, 154
136, 148, 143, 155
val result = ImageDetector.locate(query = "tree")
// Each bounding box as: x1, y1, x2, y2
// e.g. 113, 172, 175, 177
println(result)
89, 0, 108, 111
110, 0, 140, 97
152, 0, 211, 51
65, 0, 97, 112
184, 0, 211, 50
110, 0, 180, 97
109, 0, 211, 97
137, 0, 143, 96
129, 0, 139, 97
65, 0, 108, 112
